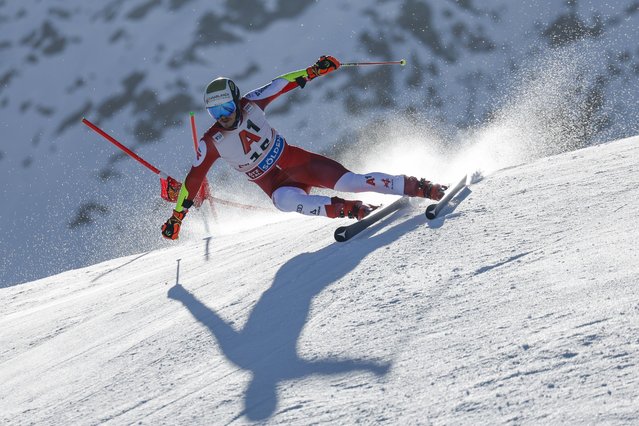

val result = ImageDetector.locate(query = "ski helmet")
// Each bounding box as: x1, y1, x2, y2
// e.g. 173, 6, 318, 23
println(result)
204, 77, 241, 122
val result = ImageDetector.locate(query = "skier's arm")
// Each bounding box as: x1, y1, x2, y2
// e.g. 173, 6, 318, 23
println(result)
161, 139, 220, 240
245, 55, 340, 110
177, 139, 220, 212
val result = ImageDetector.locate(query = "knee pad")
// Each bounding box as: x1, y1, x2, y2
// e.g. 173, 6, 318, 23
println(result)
272, 187, 307, 212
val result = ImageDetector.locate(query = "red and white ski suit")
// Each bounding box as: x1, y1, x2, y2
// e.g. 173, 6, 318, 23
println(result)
178, 73, 406, 217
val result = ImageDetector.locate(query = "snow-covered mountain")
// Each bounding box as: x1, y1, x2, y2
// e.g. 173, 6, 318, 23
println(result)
2, 1, 639, 285
2, 135, 638, 424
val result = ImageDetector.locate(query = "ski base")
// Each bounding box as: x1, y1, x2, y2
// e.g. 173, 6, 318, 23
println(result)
425, 175, 468, 220
334, 196, 409, 242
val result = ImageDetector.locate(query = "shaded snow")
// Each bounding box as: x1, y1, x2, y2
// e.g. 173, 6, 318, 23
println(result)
1, 136, 638, 424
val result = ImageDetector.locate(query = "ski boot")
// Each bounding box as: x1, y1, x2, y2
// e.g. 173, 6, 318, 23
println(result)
404, 177, 447, 201
326, 197, 377, 221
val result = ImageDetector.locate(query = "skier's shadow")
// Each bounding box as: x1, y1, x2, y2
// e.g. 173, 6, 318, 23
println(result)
168, 210, 424, 421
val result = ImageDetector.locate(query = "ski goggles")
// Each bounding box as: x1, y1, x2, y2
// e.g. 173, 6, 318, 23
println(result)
207, 100, 236, 120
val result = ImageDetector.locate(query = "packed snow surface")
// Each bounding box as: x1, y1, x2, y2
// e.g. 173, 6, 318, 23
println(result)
1, 136, 638, 424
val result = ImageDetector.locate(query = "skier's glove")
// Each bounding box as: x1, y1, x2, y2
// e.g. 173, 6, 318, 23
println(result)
161, 209, 187, 240
306, 55, 340, 80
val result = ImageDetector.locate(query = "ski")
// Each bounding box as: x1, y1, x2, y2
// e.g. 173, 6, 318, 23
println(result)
425, 175, 468, 220
334, 196, 410, 242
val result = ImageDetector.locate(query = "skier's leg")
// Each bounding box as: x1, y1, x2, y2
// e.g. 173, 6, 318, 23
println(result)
274, 146, 446, 219
275, 145, 445, 200
280, 146, 350, 189
271, 186, 374, 220
333, 172, 405, 195
335, 172, 446, 200
271, 186, 332, 217
287, 149, 380, 219
289, 149, 445, 200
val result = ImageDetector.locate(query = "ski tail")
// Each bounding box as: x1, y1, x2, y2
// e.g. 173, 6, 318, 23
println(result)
425, 175, 468, 219
335, 196, 409, 242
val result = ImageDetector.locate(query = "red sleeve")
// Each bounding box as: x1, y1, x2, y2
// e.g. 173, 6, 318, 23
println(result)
182, 131, 220, 203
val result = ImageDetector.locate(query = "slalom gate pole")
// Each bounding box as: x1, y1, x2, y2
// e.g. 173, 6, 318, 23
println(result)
83, 116, 270, 212
81, 117, 169, 178
341, 59, 407, 67
189, 112, 199, 152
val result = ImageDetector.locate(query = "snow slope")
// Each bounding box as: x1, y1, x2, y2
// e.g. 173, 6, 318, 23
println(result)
1, 135, 639, 424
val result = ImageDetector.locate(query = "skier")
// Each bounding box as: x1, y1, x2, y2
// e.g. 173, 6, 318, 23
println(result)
162, 55, 446, 240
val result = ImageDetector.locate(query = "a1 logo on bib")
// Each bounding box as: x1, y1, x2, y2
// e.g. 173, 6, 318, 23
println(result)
193, 139, 207, 167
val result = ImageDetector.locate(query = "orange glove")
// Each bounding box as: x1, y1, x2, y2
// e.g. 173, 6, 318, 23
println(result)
306, 55, 340, 80
161, 209, 187, 240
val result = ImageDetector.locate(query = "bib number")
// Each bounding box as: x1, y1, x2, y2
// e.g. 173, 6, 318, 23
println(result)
239, 119, 270, 162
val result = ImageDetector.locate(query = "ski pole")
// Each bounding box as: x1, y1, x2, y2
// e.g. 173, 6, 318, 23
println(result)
341, 59, 407, 67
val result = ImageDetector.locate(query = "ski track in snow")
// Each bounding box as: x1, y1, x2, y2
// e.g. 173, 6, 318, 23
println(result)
1, 137, 639, 424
